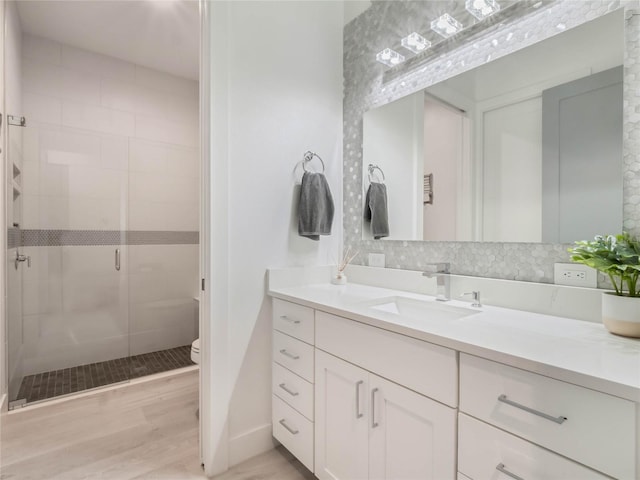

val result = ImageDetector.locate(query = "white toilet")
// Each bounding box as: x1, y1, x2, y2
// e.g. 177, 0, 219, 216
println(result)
191, 338, 200, 364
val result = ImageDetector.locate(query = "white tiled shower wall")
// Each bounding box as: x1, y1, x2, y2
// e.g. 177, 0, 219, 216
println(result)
15, 34, 199, 381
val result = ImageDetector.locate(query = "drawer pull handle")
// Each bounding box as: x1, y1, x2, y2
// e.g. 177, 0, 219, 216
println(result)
279, 418, 299, 435
371, 388, 379, 428
498, 394, 567, 424
355, 380, 364, 419
279, 349, 300, 360
280, 315, 301, 324
496, 463, 525, 480
279, 383, 299, 397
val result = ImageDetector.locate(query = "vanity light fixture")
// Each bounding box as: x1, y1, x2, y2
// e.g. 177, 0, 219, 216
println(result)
376, 48, 405, 67
401, 32, 431, 54
465, 0, 500, 20
431, 13, 463, 38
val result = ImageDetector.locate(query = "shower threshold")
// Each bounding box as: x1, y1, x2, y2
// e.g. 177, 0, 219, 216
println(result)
14, 345, 194, 405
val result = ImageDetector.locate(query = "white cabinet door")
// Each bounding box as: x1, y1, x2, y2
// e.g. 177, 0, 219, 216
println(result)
315, 350, 369, 480
369, 373, 457, 480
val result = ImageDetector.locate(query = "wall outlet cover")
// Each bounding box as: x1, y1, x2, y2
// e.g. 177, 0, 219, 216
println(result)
368, 253, 386, 268
553, 263, 597, 288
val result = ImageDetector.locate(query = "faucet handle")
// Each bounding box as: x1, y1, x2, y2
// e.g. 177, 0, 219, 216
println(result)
461, 291, 482, 307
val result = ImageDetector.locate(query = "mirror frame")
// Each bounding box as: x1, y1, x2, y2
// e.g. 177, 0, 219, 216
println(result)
343, 1, 639, 286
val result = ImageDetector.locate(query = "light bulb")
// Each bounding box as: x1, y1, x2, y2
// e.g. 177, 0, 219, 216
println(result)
401, 32, 431, 54
465, 0, 500, 20
431, 14, 463, 38
375, 48, 405, 67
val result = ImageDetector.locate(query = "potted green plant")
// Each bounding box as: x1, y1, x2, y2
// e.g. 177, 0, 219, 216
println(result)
569, 233, 640, 338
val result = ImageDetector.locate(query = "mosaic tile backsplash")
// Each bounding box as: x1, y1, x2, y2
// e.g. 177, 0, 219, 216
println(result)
343, 0, 640, 286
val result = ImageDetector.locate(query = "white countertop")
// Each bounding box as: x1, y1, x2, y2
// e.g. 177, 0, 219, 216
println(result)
269, 282, 640, 402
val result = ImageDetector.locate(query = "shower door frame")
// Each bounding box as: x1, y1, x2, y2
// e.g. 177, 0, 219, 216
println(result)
0, 0, 7, 413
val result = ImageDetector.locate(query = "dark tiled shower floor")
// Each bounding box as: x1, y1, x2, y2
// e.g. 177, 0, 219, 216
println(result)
16, 345, 194, 404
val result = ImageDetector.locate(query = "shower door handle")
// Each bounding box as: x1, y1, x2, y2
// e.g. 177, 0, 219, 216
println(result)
115, 249, 121, 271
15, 252, 31, 269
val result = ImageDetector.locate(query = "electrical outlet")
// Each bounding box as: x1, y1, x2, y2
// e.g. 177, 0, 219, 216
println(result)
368, 253, 385, 268
554, 263, 596, 287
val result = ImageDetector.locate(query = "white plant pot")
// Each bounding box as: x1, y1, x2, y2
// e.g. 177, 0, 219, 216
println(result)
602, 292, 640, 338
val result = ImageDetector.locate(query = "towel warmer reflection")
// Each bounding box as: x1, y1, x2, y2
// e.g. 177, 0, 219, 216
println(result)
424, 173, 433, 205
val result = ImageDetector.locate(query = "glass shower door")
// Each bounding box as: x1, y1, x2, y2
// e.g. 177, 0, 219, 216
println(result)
8, 119, 130, 406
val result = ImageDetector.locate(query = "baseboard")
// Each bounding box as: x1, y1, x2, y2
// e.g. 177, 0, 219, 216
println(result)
228, 422, 277, 467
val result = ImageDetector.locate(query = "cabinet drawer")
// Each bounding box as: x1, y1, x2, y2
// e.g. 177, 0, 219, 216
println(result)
460, 354, 636, 479
273, 299, 315, 344
273, 395, 314, 472
272, 362, 314, 420
273, 330, 314, 382
315, 311, 458, 407
458, 413, 608, 480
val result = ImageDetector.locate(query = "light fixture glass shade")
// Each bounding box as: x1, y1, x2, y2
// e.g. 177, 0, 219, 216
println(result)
430, 13, 463, 38
375, 48, 405, 67
465, 0, 500, 20
401, 32, 431, 54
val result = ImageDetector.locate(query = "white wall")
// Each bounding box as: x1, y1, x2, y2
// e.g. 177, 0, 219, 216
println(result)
207, 0, 343, 472
481, 97, 542, 242
16, 34, 199, 379
4, 0, 23, 403
363, 92, 423, 240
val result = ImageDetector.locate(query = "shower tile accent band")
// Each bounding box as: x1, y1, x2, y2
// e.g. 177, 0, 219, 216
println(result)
8, 228, 20, 249
18, 229, 199, 247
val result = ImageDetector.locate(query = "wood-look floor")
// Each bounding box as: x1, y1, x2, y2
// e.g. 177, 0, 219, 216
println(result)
0, 368, 313, 480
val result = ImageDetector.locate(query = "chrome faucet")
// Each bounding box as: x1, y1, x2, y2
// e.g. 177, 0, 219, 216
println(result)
422, 263, 450, 302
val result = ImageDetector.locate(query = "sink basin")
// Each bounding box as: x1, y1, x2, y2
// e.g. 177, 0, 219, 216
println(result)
363, 296, 478, 322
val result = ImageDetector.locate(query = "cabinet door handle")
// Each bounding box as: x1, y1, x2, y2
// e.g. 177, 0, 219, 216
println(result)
279, 419, 299, 435
355, 380, 364, 419
279, 349, 300, 360
115, 248, 121, 271
280, 315, 301, 324
496, 463, 525, 480
278, 383, 299, 397
371, 387, 379, 428
498, 394, 567, 424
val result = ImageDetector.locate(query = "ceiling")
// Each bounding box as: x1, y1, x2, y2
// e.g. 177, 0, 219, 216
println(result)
16, 0, 200, 80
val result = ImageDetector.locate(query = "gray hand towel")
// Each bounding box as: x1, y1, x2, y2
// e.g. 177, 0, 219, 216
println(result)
298, 172, 335, 241
364, 182, 389, 239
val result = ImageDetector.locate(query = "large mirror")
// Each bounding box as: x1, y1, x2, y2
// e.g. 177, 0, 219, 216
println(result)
362, 9, 623, 243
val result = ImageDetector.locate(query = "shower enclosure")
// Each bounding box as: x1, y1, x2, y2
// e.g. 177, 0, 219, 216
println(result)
5, 35, 200, 408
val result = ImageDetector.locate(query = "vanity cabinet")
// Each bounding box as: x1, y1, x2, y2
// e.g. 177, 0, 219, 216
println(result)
314, 350, 369, 480
315, 349, 456, 480
271, 296, 638, 480
271, 299, 316, 472
458, 413, 609, 480
459, 354, 636, 480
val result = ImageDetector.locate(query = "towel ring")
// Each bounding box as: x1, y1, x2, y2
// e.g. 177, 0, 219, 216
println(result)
368, 164, 385, 183
302, 151, 325, 173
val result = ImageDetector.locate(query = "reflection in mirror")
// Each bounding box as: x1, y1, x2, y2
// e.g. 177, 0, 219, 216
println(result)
362, 9, 623, 243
